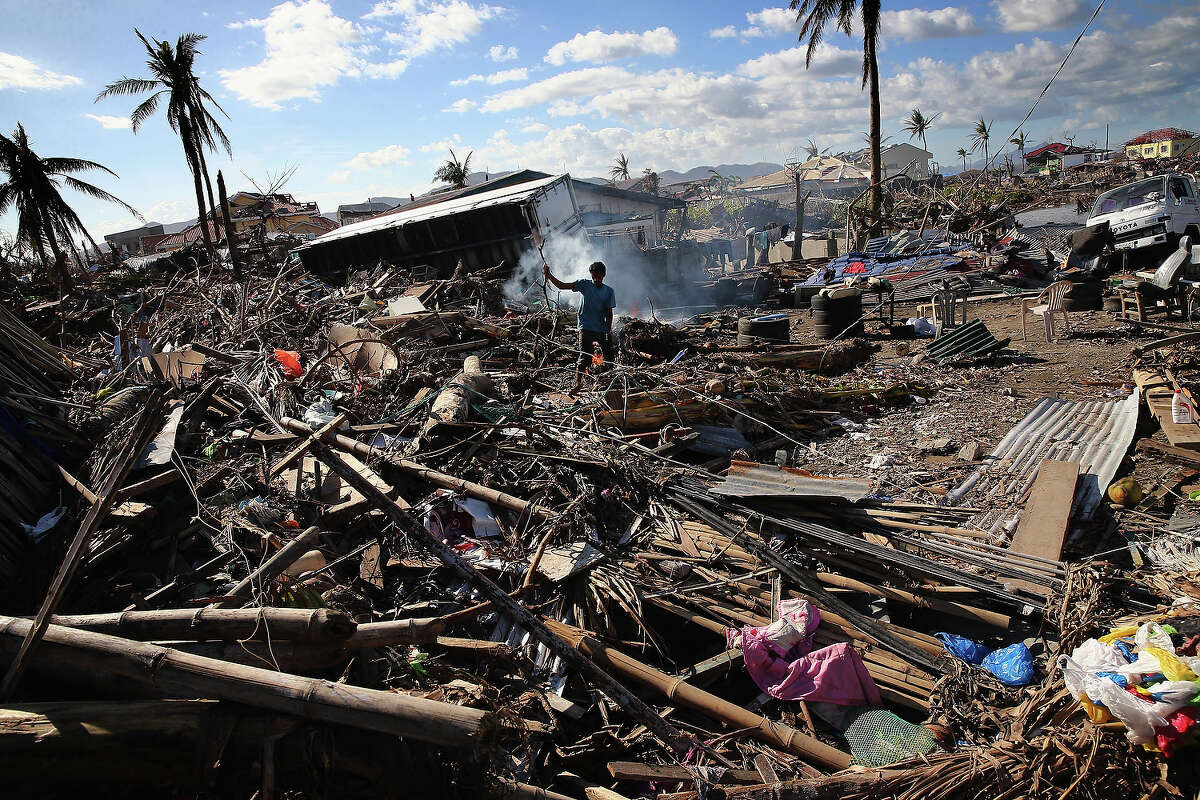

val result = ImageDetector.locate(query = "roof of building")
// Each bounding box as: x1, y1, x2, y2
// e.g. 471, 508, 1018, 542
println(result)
735, 157, 868, 191
302, 174, 570, 248
104, 222, 165, 242
568, 178, 684, 208
338, 200, 396, 215
839, 142, 933, 164
156, 220, 225, 250
1125, 128, 1197, 146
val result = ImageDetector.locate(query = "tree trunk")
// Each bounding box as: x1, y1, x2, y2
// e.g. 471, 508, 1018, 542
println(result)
178, 116, 215, 265
866, 36, 882, 237
41, 219, 72, 293
217, 171, 242, 280
196, 145, 219, 236
0, 615, 497, 748
794, 173, 810, 261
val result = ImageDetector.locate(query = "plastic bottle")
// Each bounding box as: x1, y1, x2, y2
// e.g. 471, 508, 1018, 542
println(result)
1172, 389, 1193, 424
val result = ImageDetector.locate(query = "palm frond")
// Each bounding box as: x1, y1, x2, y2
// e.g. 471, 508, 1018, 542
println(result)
130, 92, 164, 131
42, 157, 118, 177
94, 77, 159, 101
61, 177, 141, 218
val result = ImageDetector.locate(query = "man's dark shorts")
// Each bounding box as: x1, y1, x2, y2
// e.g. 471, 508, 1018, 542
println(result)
577, 329, 611, 372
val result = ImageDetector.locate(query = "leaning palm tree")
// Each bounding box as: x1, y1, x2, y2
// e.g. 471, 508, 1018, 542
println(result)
97, 30, 231, 262
902, 108, 940, 173
434, 149, 473, 188
956, 147, 969, 173
1010, 130, 1029, 173
610, 153, 631, 183
792, 0, 882, 232
0, 123, 139, 289
971, 119, 993, 177
803, 138, 826, 160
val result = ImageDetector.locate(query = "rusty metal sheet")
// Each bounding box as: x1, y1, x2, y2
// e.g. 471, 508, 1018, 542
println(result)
712, 460, 872, 502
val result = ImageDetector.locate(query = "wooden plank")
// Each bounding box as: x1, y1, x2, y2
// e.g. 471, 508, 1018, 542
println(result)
1134, 368, 1200, 450
1007, 460, 1078, 593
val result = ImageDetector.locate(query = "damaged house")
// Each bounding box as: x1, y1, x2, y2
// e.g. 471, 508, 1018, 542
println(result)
296, 171, 683, 275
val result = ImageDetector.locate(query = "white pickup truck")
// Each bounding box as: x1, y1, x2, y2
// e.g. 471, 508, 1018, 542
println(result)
1087, 172, 1200, 253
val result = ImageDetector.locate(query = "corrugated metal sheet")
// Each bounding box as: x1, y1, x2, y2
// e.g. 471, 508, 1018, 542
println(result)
713, 460, 872, 501
946, 390, 1139, 532
925, 320, 1010, 364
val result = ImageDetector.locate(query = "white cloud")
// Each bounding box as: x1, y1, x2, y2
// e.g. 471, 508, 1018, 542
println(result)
738, 44, 861, 79
143, 199, 194, 224
382, 1, 502, 57
745, 8, 796, 34
221, 0, 497, 109
521, 122, 549, 133
712, 8, 797, 40
445, 98, 477, 112
544, 27, 678, 65
882, 7, 980, 40
480, 66, 635, 112
992, 0, 1090, 32
220, 0, 367, 110
84, 113, 132, 129
0, 52, 82, 90
343, 144, 411, 171
450, 67, 527, 86
363, 0, 418, 18
489, 44, 518, 61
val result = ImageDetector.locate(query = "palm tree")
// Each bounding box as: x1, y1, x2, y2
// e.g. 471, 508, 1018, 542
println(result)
792, 0, 882, 232
433, 148, 473, 188
0, 123, 138, 289
803, 138, 827, 160
640, 168, 660, 197
1010, 130, 1029, 174
902, 108, 940, 174
97, 31, 231, 263
610, 153, 631, 183
956, 147, 969, 173
971, 119, 993, 176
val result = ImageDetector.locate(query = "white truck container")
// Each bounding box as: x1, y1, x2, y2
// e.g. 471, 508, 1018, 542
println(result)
1087, 173, 1200, 253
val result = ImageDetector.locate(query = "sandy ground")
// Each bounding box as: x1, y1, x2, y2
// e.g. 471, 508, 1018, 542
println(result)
780, 296, 1169, 539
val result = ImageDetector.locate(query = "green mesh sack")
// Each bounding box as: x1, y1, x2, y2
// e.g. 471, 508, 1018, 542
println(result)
843, 707, 940, 767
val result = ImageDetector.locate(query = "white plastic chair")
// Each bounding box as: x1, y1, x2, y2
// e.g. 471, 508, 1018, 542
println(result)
1021, 280, 1072, 342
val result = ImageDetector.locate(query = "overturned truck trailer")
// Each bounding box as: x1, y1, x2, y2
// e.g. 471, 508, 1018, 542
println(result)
296, 174, 582, 274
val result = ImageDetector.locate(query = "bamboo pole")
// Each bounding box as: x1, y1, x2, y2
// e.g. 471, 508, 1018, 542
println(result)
344, 616, 445, 648
215, 525, 321, 608
281, 417, 554, 521
542, 618, 852, 771
49, 607, 355, 643
299, 437, 697, 756
0, 390, 165, 699
0, 616, 495, 748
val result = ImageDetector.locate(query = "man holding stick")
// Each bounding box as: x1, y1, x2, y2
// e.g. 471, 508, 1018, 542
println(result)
543, 260, 615, 394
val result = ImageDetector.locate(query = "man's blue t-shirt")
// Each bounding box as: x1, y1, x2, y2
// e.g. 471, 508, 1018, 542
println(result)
572, 279, 616, 333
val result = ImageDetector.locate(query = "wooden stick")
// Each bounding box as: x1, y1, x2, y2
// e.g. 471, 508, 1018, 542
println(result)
300, 437, 697, 756
215, 526, 321, 608
543, 618, 852, 771
280, 417, 555, 521
1, 390, 164, 699
0, 616, 496, 748
48, 607, 355, 643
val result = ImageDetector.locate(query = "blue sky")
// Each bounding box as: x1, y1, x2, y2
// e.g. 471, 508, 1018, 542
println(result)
2, 0, 1198, 241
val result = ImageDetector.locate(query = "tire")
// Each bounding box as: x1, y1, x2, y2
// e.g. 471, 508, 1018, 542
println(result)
810, 293, 830, 311
737, 314, 790, 344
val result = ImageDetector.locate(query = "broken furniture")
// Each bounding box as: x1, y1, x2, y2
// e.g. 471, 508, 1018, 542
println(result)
1021, 280, 1072, 342
1118, 235, 1194, 322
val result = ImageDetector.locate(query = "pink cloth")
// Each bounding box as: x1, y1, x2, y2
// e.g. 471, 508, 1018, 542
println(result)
728, 598, 882, 707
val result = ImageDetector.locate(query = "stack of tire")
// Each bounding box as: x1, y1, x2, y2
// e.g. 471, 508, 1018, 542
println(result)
737, 313, 790, 346
1063, 279, 1102, 312
811, 288, 864, 339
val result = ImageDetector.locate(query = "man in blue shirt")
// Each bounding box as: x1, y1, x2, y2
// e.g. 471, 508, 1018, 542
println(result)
543, 260, 616, 393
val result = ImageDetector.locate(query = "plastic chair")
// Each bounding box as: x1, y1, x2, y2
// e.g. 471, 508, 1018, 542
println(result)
1021, 280, 1072, 342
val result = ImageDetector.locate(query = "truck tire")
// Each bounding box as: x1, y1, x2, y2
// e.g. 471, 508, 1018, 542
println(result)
737, 314, 790, 346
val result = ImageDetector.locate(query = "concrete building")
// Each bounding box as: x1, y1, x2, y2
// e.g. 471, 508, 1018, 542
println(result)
338, 200, 397, 227
841, 143, 933, 179
103, 222, 164, 256
1124, 129, 1200, 160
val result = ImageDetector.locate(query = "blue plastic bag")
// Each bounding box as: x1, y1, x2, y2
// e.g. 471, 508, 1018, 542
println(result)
981, 643, 1035, 686
935, 633, 992, 665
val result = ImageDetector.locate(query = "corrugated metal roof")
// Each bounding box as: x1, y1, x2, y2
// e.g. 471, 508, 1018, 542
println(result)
300, 174, 567, 248
946, 390, 1139, 532
713, 460, 872, 501
925, 320, 1010, 364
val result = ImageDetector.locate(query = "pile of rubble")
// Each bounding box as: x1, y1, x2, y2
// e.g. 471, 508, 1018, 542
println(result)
4, 234, 1200, 800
